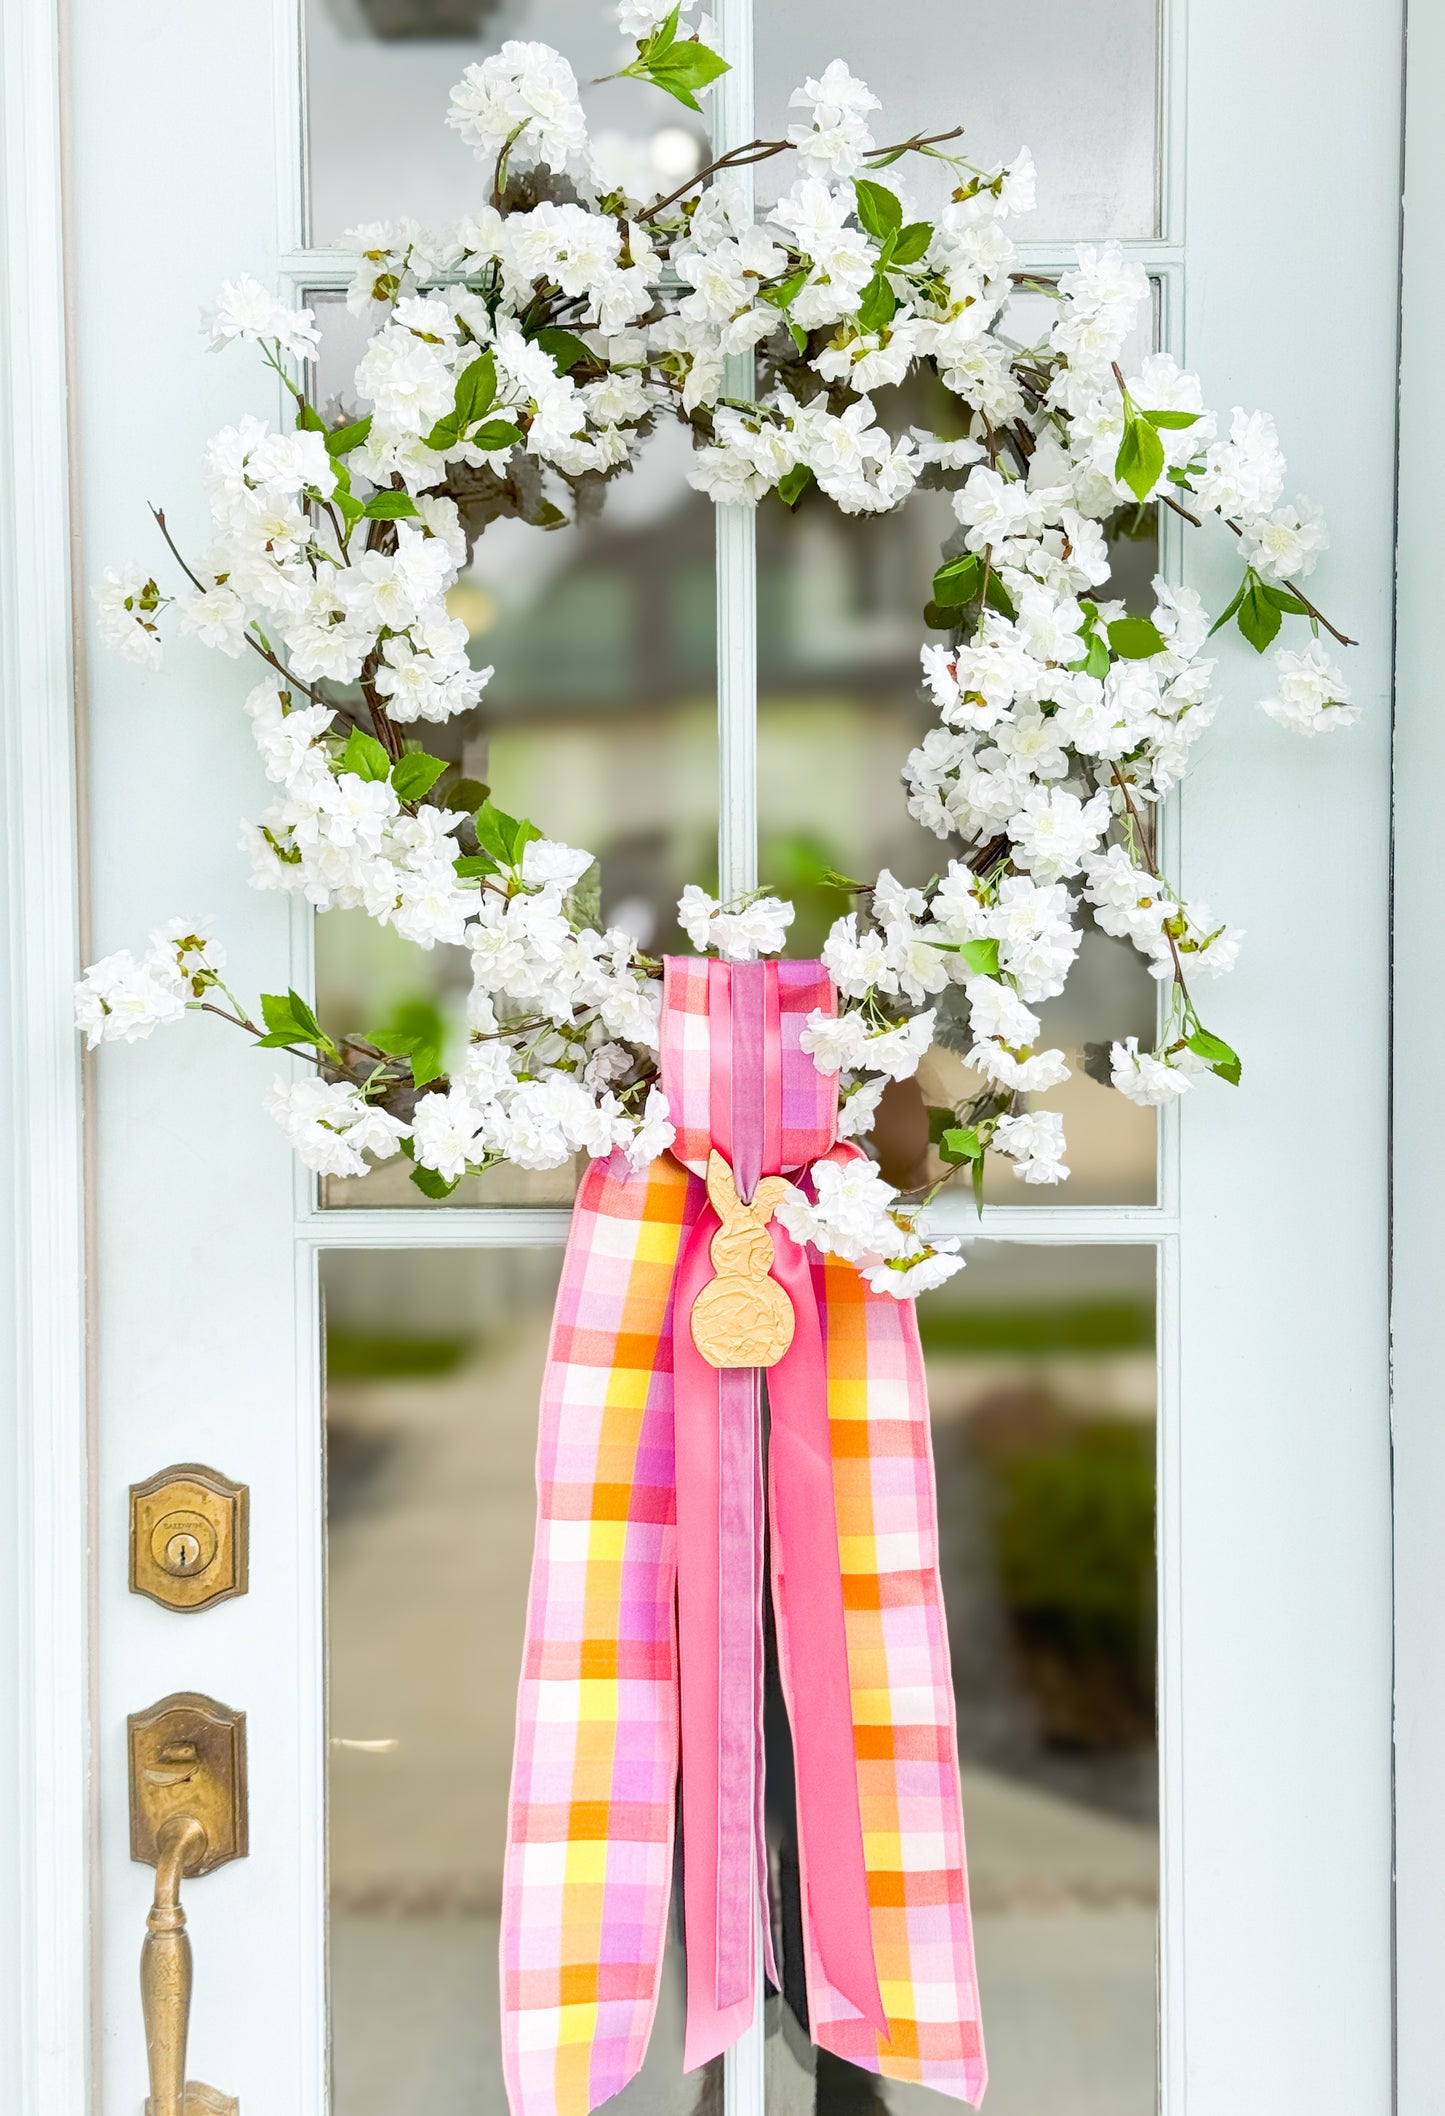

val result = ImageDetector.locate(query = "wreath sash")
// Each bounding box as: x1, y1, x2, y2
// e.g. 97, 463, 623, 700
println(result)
500, 958, 986, 2116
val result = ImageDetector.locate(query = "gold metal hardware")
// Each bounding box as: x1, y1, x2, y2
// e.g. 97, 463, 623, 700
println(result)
130, 1465, 248, 1612
130, 1693, 247, 2116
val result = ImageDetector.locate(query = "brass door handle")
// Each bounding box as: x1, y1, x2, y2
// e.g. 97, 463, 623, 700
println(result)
141, 1815, 216, 2116
129, 1694, 247, 2116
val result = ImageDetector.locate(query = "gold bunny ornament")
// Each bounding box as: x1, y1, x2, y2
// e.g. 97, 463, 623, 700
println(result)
689, 1151, 797, 1369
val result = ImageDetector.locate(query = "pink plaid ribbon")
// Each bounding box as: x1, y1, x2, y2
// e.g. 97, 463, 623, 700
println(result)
500, 959, 986, 2116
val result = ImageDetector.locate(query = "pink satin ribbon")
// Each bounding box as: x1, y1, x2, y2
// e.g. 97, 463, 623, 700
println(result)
673, 960, 887, 2070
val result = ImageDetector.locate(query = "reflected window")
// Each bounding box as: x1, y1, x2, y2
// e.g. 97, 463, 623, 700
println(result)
755, 0, 1160, 239
324, 1241, 1158, 2114
305, 0, 708, 245
307, 294, 718, 1208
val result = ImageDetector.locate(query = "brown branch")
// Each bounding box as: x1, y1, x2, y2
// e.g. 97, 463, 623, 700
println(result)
1108, 767, 1193, 1006
149, 506, 325, 702
635, 136, 791, 224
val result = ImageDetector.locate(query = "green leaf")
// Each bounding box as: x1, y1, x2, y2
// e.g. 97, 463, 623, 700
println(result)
446, 776, 489, 813
1237, 574, 1282, 653
391, 750, 449, 803
932, 552, 983, 607
333, 486, 366, 532
788, 320, 808, 354
854, 178, 904, 241
1107, 615, 1167, 660
370, 998, 447, 1090
761, 268, 808, 312
641, 1, 680, 53
340, 728, 393, 782
983, 570, 1017, 620
535, 327, 594, 373
409, 1160, 461, 1199
642, 39, 729, 111
1208, 573, 1250, 638
1114, 416, 1165, 502
326, 415, 373, 456
1261, 582, 1311, 616
1142, 407, 1200, 430
297, 400, 326, 432
972, 1151, 986, 1216
454, 349, 498, 425
957, 937, 1001, 978
469, 420, 521, 452
857, 270, 897, 334
939, 1125, 986, 1165
475, 800, 542, 867
363, 489, 419, 519
777, 463, 813, 508
258, 987, 333, 1055
889, 220, 933, 266
1187, 1026, 1242, 1086
453, 852, 499, 879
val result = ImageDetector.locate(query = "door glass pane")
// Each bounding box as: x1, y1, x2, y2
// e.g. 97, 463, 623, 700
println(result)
325, 1247, 695, 2114
765, 1242, 1159, 2115
306, 293, 719, 1208
763, 299, 1162, 1209
755, 0, 1160, 239
305, 0, 708, 246
326, 1242, 1157, 2113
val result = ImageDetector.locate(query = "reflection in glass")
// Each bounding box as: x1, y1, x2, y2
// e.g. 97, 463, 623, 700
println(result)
307, 295, 718, 1207
325, 1247, 696, 2116
305, 0, 710, 245
755, 0, 1160, 240
757, 346, 1161, 1208
766, 1242, 1158, 2116
325, 1241, 1157, 2115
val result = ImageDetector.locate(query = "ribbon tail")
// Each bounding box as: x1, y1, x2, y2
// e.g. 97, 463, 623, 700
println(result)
674, 1206, 762, 2070
766, 1228, 889, 2039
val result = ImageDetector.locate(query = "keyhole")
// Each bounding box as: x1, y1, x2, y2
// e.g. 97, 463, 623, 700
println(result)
164, 1531, 203, 1575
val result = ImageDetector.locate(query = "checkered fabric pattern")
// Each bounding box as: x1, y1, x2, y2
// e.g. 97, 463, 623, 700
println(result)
783, 1207, 986, 2101
660, 957, 836, 1174
501, 1048, 984, 2116
501, 1149, 701, 2116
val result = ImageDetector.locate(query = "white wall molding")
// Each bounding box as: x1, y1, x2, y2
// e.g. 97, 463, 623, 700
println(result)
0, 0, 92, 2109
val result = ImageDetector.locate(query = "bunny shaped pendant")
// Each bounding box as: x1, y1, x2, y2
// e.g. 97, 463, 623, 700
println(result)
689, 1150, 797, 1370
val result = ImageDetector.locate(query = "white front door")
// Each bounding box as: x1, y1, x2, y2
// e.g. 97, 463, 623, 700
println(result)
49, 0, 1399, 2111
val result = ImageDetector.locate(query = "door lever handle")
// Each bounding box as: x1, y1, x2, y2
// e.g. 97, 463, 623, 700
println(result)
141, 1814, 213, 2116
129, 1693, 246, 2116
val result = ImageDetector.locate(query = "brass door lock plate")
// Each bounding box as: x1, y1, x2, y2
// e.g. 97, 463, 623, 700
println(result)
130, 1465, 248, 1612
129, 1692, 248, 1872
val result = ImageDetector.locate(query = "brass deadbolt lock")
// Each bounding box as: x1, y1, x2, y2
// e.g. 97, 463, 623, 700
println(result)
130, 1466, 248, 1612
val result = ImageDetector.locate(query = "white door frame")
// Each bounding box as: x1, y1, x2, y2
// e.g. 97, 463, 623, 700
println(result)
0, 0, 92, 2109
0, 0, 1414, 2108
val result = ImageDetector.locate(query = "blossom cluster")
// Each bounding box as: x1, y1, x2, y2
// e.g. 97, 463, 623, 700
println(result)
79, 11, 1358, 1291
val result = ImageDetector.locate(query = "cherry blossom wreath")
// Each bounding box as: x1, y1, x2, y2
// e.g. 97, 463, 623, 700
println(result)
77, 8, 1358, 1295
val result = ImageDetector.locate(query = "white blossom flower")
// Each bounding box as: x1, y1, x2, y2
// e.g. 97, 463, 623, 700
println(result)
521, 839, 594, 890
264, 1076, 407, 1178
74, 948, 187, 1047
92, 566, 163, 668
624, 1086, 676, 1170
446, 43, 589, 174
861, 1244, 964, 1297
1238, 499, 1328, 582
1110, 1036, 1195, 1106
787, 60, 880, 178
836, 1073, 887, 1139
1259, 643, 1358, 734
993, 1107, 1069, 1184
201, 275, 319, 359
411, 1085, 491, 1180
